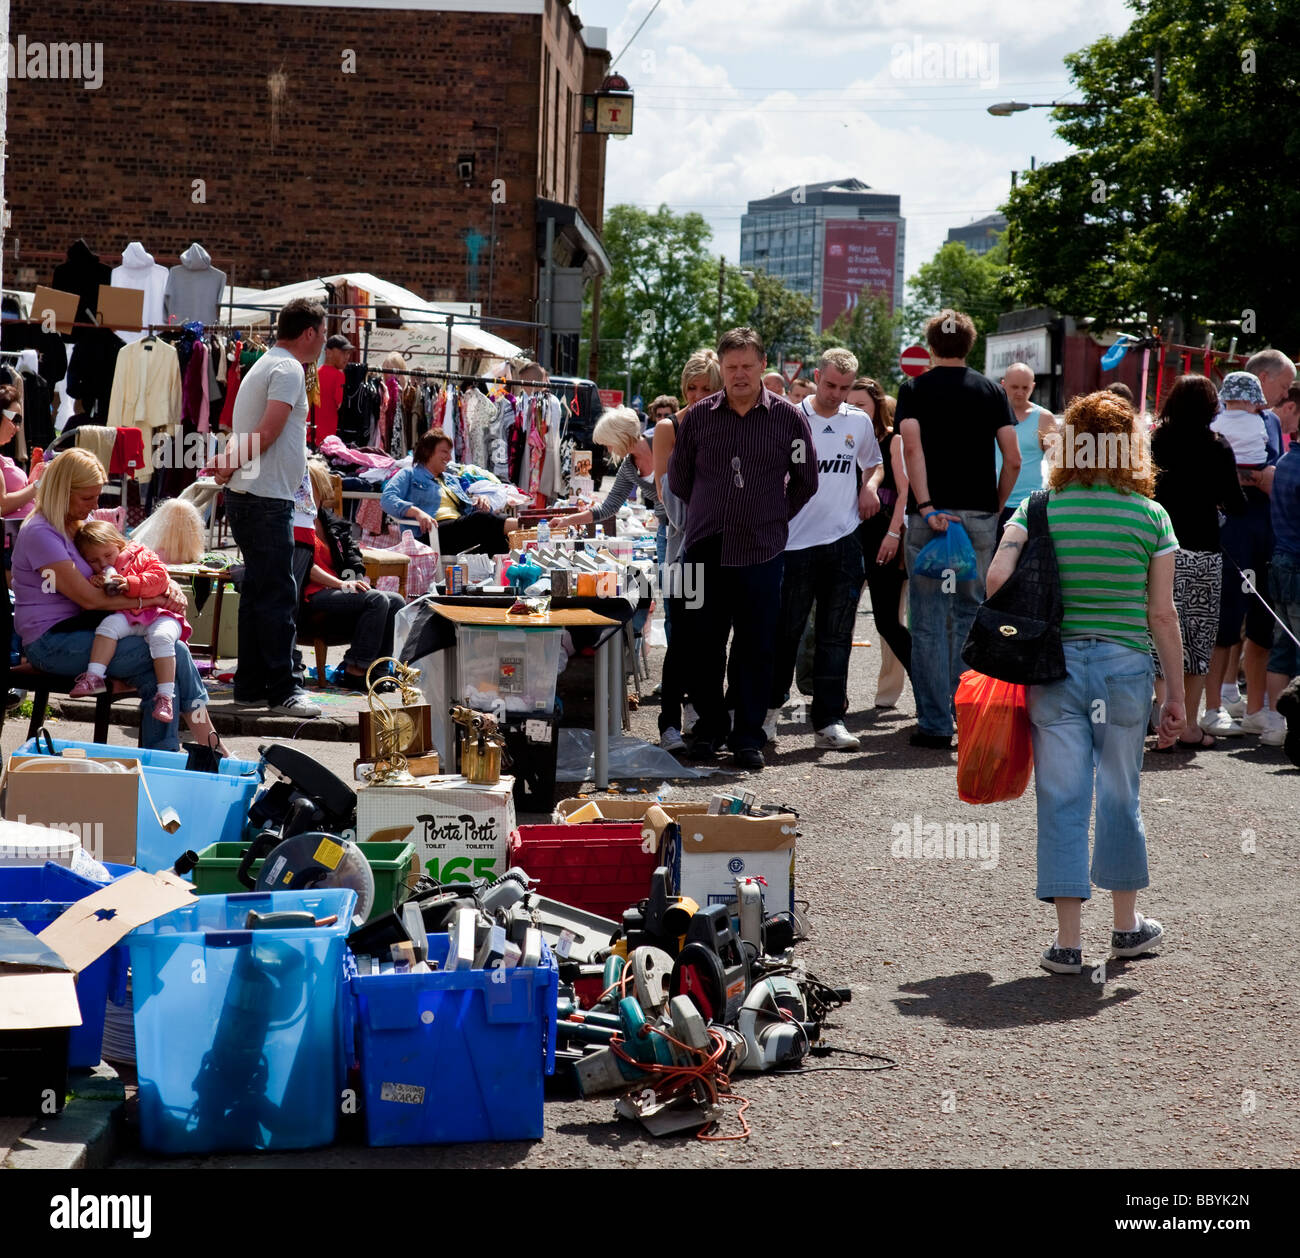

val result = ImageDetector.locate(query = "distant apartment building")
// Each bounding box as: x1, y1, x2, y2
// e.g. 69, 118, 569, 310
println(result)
739, 178, 905, 331
946, 213, 1008, 256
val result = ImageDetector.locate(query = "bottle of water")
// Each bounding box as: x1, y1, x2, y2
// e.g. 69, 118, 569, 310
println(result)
537, 517, 551, 546
594, 524, 604, 543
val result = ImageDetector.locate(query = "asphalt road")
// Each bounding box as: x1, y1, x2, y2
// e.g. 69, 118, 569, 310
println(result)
60, 597, 1296, 1171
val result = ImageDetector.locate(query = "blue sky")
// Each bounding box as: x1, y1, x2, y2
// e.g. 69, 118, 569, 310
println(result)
573, 0, 1135, 281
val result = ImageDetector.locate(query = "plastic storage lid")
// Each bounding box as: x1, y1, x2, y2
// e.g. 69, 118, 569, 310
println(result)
0, 818, 81, 866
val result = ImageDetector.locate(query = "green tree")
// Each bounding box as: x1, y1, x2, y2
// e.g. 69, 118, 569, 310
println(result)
902, 238, 1010, 372
1003, 0, 1300, 349
579, 204, 756, 398
818, 288, 904, 387
745, 268, 818, 365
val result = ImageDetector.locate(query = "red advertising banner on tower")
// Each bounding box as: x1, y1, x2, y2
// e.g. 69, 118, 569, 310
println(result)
820, 220, 897, 332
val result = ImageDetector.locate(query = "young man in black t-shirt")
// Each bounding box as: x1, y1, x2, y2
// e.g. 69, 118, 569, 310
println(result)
896, 309, 1020, 748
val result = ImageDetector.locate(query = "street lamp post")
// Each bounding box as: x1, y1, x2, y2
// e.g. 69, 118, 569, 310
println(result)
987, 101, 1090, 116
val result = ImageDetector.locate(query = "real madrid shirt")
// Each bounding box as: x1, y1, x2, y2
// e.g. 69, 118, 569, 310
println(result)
786, 400, 882, 551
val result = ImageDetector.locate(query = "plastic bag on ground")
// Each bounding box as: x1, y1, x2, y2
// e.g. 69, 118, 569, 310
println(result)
955, 669, 1034, 804
556, 729, 708, 781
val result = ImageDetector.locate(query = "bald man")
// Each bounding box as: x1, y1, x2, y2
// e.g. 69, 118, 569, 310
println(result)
762, 371, 786, 397
996, 362, 1057, 535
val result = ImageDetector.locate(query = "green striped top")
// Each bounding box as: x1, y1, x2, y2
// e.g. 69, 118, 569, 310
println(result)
1009, 486, 1178, 653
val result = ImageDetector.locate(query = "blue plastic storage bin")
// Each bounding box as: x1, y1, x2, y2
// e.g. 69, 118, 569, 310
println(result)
14, 737, 262, 874
127, 888, 355, 1154
351, 935, 558, 1146
0, 861, 133, 1067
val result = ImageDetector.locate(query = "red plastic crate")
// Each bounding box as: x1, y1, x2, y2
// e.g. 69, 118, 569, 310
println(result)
511, 823, 657, 920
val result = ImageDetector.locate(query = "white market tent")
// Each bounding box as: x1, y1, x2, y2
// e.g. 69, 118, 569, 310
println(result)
221, 272, 524, 369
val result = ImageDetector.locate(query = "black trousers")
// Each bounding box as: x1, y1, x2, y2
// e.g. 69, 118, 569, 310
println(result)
436, 512, 512, 557
857, 515, 911, 673
678, 534, 784, 753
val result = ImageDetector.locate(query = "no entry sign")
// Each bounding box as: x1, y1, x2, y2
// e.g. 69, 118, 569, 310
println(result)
900, 344, 931, 378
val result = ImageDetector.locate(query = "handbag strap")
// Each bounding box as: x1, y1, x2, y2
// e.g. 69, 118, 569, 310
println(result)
1027, 489, 1049, 537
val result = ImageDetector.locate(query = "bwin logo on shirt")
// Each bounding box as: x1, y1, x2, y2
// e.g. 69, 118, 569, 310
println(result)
817, 454, 855, 475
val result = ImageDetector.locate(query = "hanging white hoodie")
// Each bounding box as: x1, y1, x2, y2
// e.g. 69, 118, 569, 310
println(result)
111, 242, 168, 343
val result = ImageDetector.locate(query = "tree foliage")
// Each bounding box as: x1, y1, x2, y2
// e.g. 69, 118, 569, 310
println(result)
1003, 0, 1300, 350
902, 238, 1010, 372
581, 204, 757, 398
818, 288, 905, 387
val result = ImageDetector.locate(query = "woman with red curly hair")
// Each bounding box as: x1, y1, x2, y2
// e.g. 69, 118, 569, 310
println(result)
985, 391, 1184, 975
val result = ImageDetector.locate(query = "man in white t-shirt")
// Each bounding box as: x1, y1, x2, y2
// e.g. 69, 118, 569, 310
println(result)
207, 298, 327, 719
766, 347, 883, 751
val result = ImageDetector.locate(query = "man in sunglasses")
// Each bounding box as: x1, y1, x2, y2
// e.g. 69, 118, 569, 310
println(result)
668, 326, 817, 770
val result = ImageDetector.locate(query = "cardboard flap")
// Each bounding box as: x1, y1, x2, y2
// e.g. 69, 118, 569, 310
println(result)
0, 920, 81, 1033
31, 285, 80, 334
0, 972, 83, 1031
96, 284, 145, 333
37, 871, 195, 975
678, 814, 798, 853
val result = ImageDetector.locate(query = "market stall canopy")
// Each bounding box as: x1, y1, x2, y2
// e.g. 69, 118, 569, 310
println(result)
220, 272, 523, 369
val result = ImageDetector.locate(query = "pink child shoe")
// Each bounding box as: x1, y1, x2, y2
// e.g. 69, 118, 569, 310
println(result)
152, 693, 175, 723
70, 672, 107, 698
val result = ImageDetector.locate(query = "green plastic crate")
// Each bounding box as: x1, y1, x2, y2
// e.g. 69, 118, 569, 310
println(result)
191, 841, 416, 922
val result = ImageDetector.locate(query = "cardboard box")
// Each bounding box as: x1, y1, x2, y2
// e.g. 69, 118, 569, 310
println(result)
554, 797, 797, 913
3, 755, 141, 865
185, 584, 239, 658
355, 775, 516, 884
0, 871, 195, 1114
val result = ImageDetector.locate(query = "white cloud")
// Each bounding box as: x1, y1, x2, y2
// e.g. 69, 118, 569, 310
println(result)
580, 0, 1132, 281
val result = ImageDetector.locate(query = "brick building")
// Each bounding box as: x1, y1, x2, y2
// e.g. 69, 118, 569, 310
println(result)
2, 0, 614, 368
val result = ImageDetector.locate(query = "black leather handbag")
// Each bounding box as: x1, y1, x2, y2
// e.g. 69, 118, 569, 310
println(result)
961, 490, 1067, 685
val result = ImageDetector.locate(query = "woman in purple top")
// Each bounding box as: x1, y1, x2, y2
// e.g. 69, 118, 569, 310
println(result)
11, 448, 227, 752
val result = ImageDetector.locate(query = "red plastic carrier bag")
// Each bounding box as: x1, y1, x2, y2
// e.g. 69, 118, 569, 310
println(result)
955, 669, 1034, 804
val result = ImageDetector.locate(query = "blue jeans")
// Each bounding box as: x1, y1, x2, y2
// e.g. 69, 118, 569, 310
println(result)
769, 533, 864, 729
25, 628, 206, 750
1268, 551, 1300, 677
225, 490, 300, 706
904, 508, 999, 735
1028, 639, 1154, 902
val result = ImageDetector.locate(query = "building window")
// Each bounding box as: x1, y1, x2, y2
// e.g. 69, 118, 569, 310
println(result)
542, 55, 550, 194
551, 68, 560, 196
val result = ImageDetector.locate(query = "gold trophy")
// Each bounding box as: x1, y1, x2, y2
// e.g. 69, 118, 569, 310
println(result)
362, 657, 426, 786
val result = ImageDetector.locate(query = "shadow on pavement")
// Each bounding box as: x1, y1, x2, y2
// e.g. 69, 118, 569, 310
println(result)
892, 968, 1141, 1029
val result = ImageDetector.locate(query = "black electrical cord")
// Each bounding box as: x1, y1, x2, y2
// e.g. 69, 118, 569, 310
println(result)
774, 1045, 899, 1075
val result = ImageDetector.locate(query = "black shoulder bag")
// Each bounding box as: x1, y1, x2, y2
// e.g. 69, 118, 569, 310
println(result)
960, 490, 1067, 685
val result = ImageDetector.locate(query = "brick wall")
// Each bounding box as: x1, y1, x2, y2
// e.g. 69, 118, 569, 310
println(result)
4, 0, 600, 353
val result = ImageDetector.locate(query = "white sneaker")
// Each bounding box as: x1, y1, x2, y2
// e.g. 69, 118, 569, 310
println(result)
1223, 694, 1247, 719
1241, 708, 1286, 744
271, 693, 323, 720
660, 726, 686, 754
1199, 707, 1243, 737
762, 708, 780, 745
814, 722, 861, 751
1221, 683, 1243, 711
682, 703, 699, 736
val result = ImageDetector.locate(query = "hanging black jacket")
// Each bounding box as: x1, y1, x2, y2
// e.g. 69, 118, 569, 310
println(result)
51, 239, 112, 342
